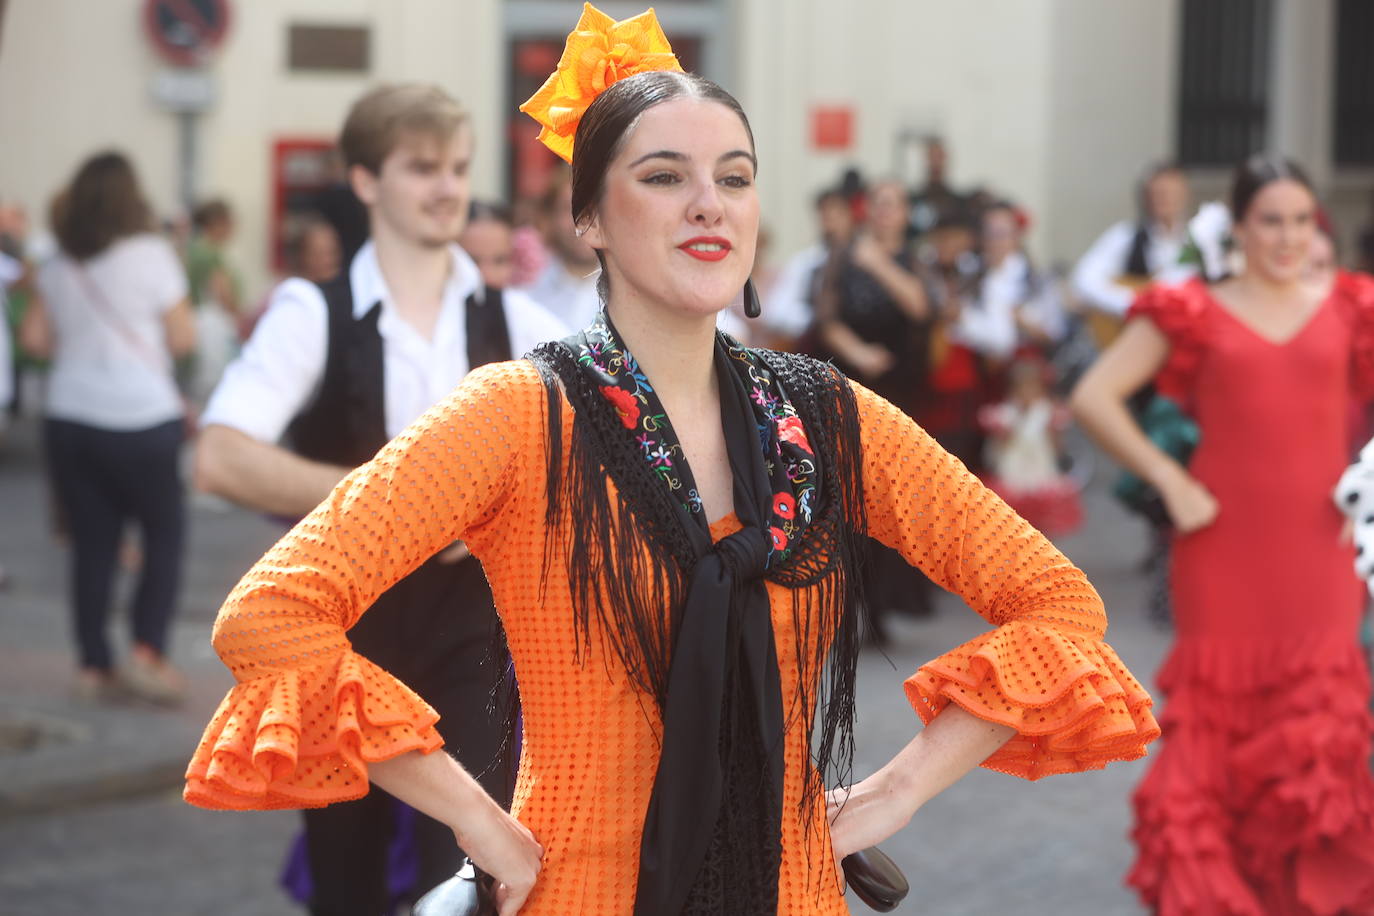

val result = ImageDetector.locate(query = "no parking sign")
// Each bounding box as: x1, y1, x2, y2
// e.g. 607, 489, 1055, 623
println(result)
143, 0, 230, 66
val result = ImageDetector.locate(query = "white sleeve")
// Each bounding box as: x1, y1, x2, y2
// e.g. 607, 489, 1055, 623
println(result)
502, 287, 572, 356
760, 246, 825, 338
1021, 276, 1068, 343
953, 301, 1018, 360
200, 278, 327, 443
0, 252, 22, 289
146, 236, 190, 312
0, 293, 11, 409
1070, 222, 1136, 317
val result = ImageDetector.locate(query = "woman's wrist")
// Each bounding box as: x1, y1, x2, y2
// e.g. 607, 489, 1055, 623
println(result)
873, 756, 926, 822
1143, 458, 1189, 493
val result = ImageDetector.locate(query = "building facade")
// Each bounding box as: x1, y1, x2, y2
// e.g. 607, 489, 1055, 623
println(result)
1, 0, 1369, 299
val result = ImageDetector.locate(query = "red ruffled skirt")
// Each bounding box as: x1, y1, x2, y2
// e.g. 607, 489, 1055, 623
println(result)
1128, 636, 1374, 915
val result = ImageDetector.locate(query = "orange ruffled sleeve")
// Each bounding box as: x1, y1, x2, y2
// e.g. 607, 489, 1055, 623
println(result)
852, 382, 1160, 780
184, 362, 535, 810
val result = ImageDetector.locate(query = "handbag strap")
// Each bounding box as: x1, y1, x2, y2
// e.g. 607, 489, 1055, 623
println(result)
72, 262, 171, 373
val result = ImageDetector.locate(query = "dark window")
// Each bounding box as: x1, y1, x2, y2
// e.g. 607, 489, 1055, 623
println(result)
1177, 0, 1272, 166
1334, 0, 1374, 165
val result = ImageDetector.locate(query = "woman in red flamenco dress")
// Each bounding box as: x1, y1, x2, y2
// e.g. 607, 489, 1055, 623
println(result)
1072, 155, 1374, 915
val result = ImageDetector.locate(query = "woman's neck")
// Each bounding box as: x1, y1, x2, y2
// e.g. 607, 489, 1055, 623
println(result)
607, 296, 719, 406
1231, 269, 1305, 306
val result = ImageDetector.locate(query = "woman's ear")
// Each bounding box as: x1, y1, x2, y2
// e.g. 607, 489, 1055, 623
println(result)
580, 213, 605, 250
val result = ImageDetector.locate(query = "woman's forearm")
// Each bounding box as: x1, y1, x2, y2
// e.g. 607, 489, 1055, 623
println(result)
866, 255, 929, 321
1070, 378, 1185, 491
827, 704, 1015, 858
371, 749, 544, 902
370, 749, 495, 838
887, 704, 1015, 815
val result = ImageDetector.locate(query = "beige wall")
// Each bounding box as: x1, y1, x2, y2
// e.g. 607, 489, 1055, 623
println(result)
0, 1, 182, 228
3, 0, 1367, 303
740, 0, 1060, 264
0, 0, 506, 298
1045, 0, 1179, 267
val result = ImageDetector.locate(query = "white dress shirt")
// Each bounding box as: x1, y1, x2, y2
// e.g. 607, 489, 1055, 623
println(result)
519, 257, 601, 333
1070, 220, 1192, 317
0, 251, 20, 417
37, 234, 188, 430
203, 241, 570, 443
761, 243, 827, 340
954, 252, 1064, 360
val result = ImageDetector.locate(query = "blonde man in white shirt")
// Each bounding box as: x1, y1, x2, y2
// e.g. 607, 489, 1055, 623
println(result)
194, 84, 567, 915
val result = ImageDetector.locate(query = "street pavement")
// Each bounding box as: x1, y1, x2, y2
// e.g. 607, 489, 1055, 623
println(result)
0, 411, 1167, 915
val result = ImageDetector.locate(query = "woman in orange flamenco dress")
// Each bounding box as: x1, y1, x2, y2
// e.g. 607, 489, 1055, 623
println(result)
183, 7, 1159, 914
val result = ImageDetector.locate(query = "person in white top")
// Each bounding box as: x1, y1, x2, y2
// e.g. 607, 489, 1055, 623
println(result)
760, 189, 852, 348
0, 248, 21, 433
20, 152, 196, 703
518, 166, 602, 331
1071, 163, 1197, 321
193, 83, 567, 915
954, 202, 1065, 361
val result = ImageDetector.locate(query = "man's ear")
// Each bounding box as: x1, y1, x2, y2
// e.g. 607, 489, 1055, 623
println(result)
349, 163, 379, 207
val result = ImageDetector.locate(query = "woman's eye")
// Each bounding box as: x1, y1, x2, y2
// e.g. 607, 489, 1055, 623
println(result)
642, 172, 679, 186
720, 175, 753, 189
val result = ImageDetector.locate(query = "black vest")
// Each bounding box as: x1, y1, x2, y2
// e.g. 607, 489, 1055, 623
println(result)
286, 275, 512, 467
279, 274, 516, 800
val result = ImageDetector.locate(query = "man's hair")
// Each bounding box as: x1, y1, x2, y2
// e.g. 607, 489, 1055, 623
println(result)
338, 84, 468, 175
192, 198, 232, 231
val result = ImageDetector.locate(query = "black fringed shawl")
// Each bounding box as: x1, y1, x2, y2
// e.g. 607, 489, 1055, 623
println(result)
527, 323, 869, 916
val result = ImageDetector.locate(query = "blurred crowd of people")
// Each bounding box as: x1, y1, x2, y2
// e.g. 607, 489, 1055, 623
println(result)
3, 129, 1373, 682
5, 83, 1374, 912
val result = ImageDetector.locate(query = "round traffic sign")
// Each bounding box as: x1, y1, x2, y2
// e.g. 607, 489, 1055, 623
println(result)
143, 0, 230, 66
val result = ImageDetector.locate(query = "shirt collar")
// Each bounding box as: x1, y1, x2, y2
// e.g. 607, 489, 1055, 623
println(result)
347, 239, 483, 319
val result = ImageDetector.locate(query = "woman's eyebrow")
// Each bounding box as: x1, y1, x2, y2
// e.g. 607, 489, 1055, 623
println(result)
628, 150, 687, 168
719, 150, 758, 170
628, 149, 758, 171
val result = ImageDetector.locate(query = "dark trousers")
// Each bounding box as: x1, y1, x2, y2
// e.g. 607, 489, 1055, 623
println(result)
303, 554, 514, 916
44, 417, 185, 671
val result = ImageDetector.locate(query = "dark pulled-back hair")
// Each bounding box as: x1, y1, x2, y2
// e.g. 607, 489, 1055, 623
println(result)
467, 199, 514, 228
54, 151, 153, 260
1231, 154, 1314, 222
569, 70, 756, 229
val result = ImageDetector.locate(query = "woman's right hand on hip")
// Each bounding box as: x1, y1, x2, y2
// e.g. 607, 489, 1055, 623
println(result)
1161, 472, 1219, 534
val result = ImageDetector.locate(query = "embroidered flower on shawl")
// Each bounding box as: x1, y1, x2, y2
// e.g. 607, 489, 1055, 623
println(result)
518, 3, 684, 163
600, 385, 641, 428
773, 492, 795, 520
769, 526, 789, 551
776, 416, 812, 454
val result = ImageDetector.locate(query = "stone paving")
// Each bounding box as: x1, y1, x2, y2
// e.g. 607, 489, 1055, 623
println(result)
0, 412, 1165, 915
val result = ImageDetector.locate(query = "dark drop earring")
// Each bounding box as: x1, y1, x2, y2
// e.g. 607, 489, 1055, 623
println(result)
743, 278, 761, 319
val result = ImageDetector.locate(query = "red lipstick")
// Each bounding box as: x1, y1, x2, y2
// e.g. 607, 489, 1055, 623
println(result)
678, 236, 732, 262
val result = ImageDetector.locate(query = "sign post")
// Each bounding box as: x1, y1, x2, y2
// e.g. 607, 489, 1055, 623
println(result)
142, 0, 230, 213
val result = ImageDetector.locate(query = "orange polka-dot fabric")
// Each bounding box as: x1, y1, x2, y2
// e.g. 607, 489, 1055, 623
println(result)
184, 360, 1160, 914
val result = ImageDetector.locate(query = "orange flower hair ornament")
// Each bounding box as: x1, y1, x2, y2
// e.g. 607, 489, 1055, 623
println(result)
519, 3, 684, 163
